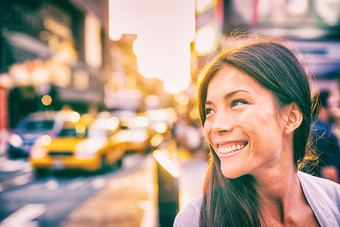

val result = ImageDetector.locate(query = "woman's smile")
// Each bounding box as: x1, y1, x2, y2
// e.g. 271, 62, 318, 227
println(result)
216, 141, 248, 156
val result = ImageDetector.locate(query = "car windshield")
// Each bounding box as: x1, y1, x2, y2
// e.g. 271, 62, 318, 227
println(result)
57, 128, 88, 137
20, 120, 55, 131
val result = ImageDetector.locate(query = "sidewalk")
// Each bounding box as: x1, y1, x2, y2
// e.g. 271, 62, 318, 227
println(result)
62, 154, 158, 227
62, 151, 208, 227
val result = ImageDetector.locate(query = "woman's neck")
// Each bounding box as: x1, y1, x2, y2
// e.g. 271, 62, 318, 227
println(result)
254, 164, 318, 226
256, 166, 300, 211
252, 136, 305, 224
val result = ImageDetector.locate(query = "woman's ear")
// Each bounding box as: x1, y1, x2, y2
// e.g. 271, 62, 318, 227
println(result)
283, 103, 303, 135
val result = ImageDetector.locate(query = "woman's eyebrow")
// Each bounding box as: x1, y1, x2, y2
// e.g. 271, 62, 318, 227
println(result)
223, 89, 251, 100
223, 89, 252, 100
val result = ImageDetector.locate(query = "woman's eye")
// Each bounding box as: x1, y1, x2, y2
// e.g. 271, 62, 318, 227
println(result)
231, 99, 247, 107
205, 108, 214, 116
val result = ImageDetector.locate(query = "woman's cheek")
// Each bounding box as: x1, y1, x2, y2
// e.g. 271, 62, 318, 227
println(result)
203, 121, 212, 142
234, 109, 253, 124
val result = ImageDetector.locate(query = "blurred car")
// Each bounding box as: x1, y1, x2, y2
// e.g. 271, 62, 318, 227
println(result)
30, 117, 124, 176
7, 111, 64, 158
113, 114, 153, 154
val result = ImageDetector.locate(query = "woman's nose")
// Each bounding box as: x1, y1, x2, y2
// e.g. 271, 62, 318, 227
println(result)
211, 112, 233, 134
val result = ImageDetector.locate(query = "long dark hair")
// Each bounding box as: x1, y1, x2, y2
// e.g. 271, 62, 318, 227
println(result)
197, 37, 313, 226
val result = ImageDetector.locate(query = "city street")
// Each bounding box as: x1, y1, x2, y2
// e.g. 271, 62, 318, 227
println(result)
0, 0, 339, 226
0, 152, 208, 227
0, 154, 157, 227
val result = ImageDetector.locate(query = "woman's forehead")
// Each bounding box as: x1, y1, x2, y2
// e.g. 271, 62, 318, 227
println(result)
207, 66, 260, 95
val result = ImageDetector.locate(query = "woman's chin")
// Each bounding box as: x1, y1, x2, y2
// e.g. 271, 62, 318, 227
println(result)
221, 168, 243, 179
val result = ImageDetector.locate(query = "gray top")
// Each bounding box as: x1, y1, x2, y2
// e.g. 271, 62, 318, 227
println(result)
174, 171, 340, 227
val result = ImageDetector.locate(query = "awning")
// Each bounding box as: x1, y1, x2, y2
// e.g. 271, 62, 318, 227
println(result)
3, 31, 54, 63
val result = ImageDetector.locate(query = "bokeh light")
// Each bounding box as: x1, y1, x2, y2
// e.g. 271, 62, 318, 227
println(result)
41, 95, 52, 106
40, 135, 52, 146
70, 112, 80, 123
75, 122, 87, 137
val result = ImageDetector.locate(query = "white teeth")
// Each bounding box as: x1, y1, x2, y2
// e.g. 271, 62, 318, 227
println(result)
218, 144, 246, 154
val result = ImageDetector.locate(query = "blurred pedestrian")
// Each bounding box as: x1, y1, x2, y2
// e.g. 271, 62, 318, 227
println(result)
312, 90, 340, 183
174, 116, 189, 149
174, 37, 340, 227
333, 111, 340, 146
175, 116, 203, 154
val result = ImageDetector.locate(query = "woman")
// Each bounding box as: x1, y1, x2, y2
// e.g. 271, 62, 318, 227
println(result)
174, 37, 340, 227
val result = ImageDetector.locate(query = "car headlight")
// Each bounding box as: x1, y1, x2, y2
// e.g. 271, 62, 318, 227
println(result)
9, 134, 23, 147
75, 139, 105, 159
39, 135, 52, 146
31, 145, 47, 159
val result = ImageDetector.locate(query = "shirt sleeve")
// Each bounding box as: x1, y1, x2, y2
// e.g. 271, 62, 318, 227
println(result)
173, 196, 202, 227
297, 171, 340, 227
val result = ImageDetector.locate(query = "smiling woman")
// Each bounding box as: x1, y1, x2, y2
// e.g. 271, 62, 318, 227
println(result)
174, 36, 340, 227
203, 64, 291, 180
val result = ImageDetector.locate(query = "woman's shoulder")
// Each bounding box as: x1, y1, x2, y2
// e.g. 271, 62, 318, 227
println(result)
297, 171, 340, 197
297, 171, 340, 226
174, 195, 203, 227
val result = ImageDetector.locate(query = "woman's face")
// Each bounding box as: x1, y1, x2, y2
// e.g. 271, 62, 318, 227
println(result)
203, 65, 287, 179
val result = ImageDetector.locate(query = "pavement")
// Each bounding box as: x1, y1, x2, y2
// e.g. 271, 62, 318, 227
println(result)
0, 150, 209, 227
62, 151, 208, 227
62, 154, 158, 227
0, 156, 32, 192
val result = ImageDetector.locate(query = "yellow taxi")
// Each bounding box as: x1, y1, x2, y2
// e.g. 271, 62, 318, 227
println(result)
30, 116, 124, 176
